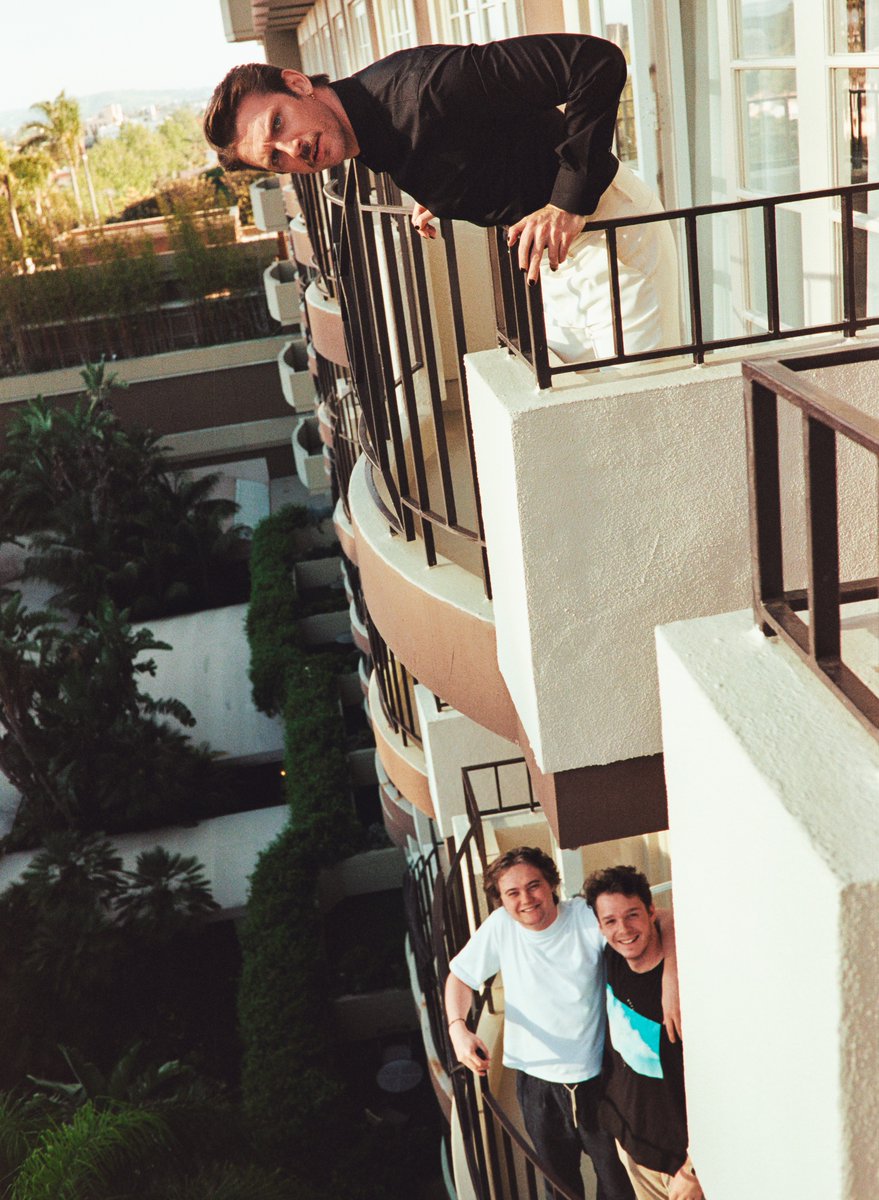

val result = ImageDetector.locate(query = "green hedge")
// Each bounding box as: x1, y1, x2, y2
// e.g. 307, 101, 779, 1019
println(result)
245, 506, 310, 717
239, 507, 364, 1169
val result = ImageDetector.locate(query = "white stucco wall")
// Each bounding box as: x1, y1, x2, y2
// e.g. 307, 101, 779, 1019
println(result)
137, 604, 283, 762
0, 805, 289, 912
415, 686, 520, 838
655, 609, 879, 1200
465, 344, 879, 775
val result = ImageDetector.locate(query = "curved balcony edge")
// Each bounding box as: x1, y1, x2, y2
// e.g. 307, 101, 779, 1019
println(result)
305, 279, 348, 367
368, 672, 434, 819
350, 457, 517, 743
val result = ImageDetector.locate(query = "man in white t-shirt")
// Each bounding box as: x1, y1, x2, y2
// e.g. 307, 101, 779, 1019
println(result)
446, 846, 679, 1200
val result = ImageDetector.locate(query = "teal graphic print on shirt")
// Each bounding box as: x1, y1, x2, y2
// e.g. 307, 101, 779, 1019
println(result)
606, 985, 663, 1079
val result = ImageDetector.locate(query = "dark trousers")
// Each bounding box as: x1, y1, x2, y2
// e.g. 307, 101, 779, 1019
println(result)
516, 1071, 636, 1200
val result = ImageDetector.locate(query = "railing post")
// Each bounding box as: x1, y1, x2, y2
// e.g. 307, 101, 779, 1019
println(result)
744, 376, 783, 633
840, 190, 858, 339
684, 212, 705, 365
803, 415, 841, 665
762, 201, 781, 337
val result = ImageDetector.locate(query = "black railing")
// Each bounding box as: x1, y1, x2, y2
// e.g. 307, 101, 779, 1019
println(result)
462, 757, 538, 875
334, 162, 492, 596
493, 179, 879, 389
745, 340, 879, 740
367, 612, 423, 747
405, 847, 447, 1092
294, 170, 343, 300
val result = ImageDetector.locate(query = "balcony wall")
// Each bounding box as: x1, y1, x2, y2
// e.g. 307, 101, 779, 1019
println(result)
350, 455, 517, 742
137, 603, 283, 763
656, 607, 879, 1200
465, 343, 879, 843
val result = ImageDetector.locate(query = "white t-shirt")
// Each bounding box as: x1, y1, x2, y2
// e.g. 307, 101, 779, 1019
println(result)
449, 897, 606, 1083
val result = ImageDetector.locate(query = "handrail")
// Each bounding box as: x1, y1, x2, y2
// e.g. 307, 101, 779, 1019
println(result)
333, 162, 492, 595
492, 178, 879, 388
367, 612, 423, 747
745, 339, 879, 740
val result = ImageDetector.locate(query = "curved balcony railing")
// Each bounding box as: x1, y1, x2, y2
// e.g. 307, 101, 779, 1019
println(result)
333, 163, 492, 595
293, 169, 343, 301
367, 612, 422, 748
492, 178, 879, 388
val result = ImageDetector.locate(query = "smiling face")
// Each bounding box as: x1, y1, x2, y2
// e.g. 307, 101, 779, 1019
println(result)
594, 892, 661, 971
496, 863, 559, 932
233, 70, 358, 175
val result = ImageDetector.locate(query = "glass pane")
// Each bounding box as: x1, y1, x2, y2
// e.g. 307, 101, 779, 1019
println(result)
834, 69, 879, 186
737, 0, 795, 58
601, 0, 638, 169
833, 0, 879, 52
740, 69, 800, 192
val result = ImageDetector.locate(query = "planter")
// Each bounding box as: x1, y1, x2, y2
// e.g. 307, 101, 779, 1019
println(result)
263, 259, 301, 326
283, 182, 301, 220
249, 177, 287, 232
289, 213, 315, 269
277, 336, 315, 413
292, 415, 330, 492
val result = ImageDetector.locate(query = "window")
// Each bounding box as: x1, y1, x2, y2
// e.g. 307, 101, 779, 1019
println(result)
441, 0, 512, 44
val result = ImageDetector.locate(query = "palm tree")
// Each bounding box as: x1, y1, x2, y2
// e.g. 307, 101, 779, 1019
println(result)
0, 139, 24, 242
21, 93, 89, 223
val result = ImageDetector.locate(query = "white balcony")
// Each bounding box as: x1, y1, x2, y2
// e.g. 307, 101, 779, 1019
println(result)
249, 176, 287, 232
262, 259, 300, 326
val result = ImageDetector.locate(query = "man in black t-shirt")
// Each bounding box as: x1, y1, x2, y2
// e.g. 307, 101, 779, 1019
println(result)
584, 866, 704, 1200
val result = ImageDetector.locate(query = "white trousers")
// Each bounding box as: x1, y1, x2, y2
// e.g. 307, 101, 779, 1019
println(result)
540, 163, 681, 363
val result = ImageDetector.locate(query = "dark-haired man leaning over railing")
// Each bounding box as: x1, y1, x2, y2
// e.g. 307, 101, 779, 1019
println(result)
445, 846, 681, 1200
203, 34, 679, 364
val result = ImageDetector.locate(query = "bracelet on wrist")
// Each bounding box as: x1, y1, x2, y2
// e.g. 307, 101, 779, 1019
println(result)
448, 1017, 467, 1030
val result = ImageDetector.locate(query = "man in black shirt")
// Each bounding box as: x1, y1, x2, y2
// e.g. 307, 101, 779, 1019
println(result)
584, 866, 704, 1200
204, 34, 679, 361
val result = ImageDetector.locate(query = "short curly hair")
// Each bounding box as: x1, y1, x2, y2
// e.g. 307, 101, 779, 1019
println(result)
582, 864, 653, 913
483, 846, 560, 907
203, 63, 331, 170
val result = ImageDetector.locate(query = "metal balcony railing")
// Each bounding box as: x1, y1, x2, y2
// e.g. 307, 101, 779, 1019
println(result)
745, 340, 879, 741
333, 163, 492, 595
492, 179, 879, 389
293, 170, 343, 301
367, 613, 423, 748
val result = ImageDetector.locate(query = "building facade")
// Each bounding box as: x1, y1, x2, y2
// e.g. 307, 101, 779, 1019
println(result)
218, 2, 879, 1197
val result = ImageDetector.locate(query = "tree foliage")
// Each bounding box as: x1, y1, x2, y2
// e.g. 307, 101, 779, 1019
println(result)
0, 596, 221, 843
0, 366, 249, 619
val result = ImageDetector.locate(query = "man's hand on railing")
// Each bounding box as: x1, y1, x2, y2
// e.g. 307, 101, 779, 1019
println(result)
449, 1020, 491, 1076
506, 204, 586, 285
411, 201, 438, 240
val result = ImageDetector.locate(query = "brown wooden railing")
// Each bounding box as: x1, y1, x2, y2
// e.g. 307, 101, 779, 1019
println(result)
493, 179, 879, 389
745, 340, 879, 739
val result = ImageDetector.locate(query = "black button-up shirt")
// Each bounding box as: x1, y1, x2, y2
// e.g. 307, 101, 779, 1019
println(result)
330, 33, 626, 227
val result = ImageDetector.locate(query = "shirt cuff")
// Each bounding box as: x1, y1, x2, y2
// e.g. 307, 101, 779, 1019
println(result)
550, 155, 620, 217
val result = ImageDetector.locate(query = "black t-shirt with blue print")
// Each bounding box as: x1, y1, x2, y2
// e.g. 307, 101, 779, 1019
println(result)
599, 946, 689, 1176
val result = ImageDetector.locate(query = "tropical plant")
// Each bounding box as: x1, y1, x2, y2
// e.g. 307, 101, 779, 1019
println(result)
0, 140, 24, 242
115, 848, 219, 938
20, 93, 90, 222
0, 366, 249, 619
0, 596, 223, 841
9, 1103, 173, 1200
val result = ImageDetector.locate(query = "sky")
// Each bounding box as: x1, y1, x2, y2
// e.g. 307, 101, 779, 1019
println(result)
1, 0, 265, 114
